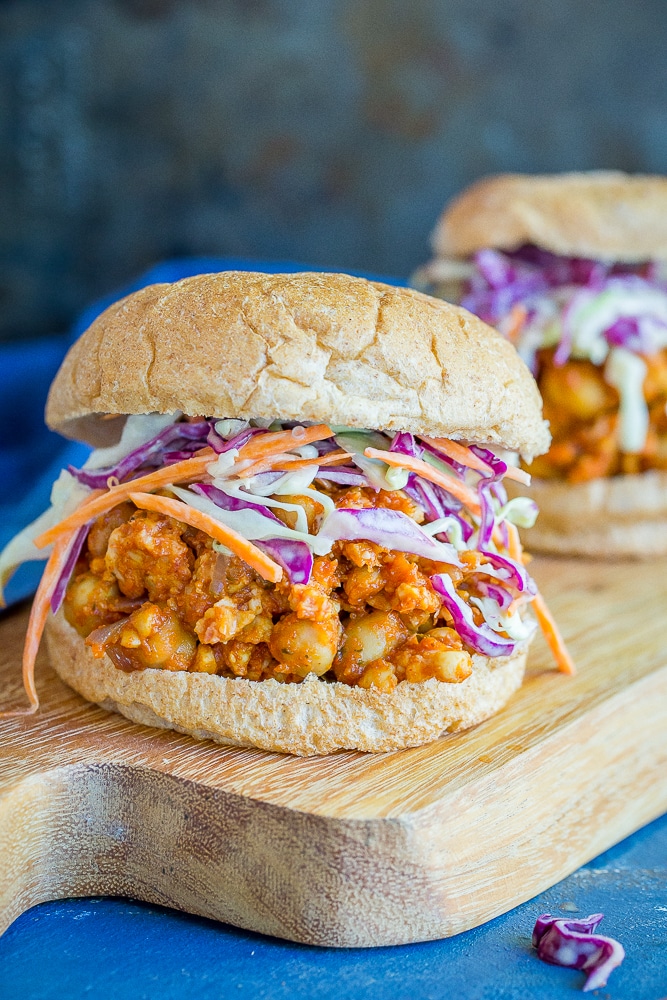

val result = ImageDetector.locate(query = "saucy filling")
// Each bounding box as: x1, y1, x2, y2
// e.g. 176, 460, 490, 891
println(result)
529, 346, 667, 482
0, 413, 575, 716
63, 486, 497, 693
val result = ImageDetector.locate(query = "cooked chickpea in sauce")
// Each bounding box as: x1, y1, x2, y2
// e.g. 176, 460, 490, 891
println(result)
65, 486, 490, 693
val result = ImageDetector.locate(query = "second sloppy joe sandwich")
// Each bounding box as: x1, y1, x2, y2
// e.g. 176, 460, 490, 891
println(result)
414, 172, 667, 557
0, 271, 572, 755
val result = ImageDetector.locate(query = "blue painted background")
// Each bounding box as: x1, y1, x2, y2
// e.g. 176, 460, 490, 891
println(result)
3, 0, 667, 342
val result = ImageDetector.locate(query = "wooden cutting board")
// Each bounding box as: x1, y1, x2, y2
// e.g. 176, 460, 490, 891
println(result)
1, 556, 666, 948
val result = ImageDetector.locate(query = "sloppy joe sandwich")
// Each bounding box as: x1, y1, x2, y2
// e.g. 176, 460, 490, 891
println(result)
0, 271, 571, 755
413, 172, 667, 557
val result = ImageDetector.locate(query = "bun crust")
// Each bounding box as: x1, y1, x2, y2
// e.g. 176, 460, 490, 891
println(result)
45, 271, 549, 461
509, 470, 667, 558
433, 172, 667, 262
45, 611, 530, 756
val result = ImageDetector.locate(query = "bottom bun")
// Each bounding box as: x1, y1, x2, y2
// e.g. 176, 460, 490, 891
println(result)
45, 611, 530, 756
510, 470, 667, 559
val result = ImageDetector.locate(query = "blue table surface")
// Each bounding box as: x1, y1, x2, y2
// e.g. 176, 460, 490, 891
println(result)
1, 259, 666, 998
1, 813, 666, 999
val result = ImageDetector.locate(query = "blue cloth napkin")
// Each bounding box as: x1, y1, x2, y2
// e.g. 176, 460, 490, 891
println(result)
1, 258, 402, 605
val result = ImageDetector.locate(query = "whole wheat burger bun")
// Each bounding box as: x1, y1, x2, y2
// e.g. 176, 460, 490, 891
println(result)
45, 271, 549, 461
432, 171, 667, 263
426, 176, 667, 560
43, 271, 548, 755
46, 610, 531, 755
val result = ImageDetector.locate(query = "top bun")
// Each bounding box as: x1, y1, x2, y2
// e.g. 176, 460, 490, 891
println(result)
46, 270, 549, 461
433, 171, 667, 262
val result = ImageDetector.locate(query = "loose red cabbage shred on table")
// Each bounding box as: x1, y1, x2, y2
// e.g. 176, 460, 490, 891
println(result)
532, 912, 625, 991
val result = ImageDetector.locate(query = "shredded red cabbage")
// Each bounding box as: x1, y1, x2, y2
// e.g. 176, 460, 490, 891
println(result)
476, 549, 536, 595
50, 526, 88, 614
420, 439, 467, 478
311, 437, 340, 456
461, 246, 667, 362
430, 572, 517, 656
162, 444, 202, 463
207, 425, 263, 454
532, 913, 625, 992
190, 483, 283, 524
470, 444, 507, 479
69, 420, 210, 488
256, 538, 313, 585
475, 580, 513, 610
402, 477, 473, 546
314, 468, 368, 486
320, 507, 460, 565
390, 431, 424, 459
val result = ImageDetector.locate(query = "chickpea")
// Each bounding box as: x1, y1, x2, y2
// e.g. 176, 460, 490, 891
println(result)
390, 633, 472, 684
190, 644, 218, 674
357, 659, 398, 692
269, 614, 341, 677
404, 649, 472, 684
540, 360, 617, 420
64, 572, 123, 637
336, 610, 408, 683
111, 603, 197, 671
343, 564, 385, 606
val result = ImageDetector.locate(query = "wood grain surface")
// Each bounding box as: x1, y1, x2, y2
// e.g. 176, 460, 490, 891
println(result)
1, 556, 666, 947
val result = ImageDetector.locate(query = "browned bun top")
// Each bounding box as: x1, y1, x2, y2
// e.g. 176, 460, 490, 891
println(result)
433, 171, 667, 262
46, 270, 550, 460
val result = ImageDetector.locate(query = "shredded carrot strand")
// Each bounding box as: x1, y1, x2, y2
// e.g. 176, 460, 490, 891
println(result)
505, 303, 528, 344
128, 492, 283, 583
35, 453, 216, 549
505, 522, 523, 562
236, 449, 352, 479
532, 591, 576, 675
421, 436, 530, 485
421, 436, 491, 474
0, 532, 76, 717
276, 449, 352, 471
364, 447, 482, 515
237, 425, 334, 461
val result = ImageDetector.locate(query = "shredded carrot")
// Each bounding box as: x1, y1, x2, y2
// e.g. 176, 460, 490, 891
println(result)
35, 453, 216, 549
505, 522, 523, 562
237, 425, 334, 462
505, 303, 528, 344
277, 449, 352, 470
532, 590, 576, 675
364, 447, 482, 515
421, 436, 491, 474
236, 449, 352, 479
128, 492, 283, 583
0, 532, 76, 717
421, 436, 530, 486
